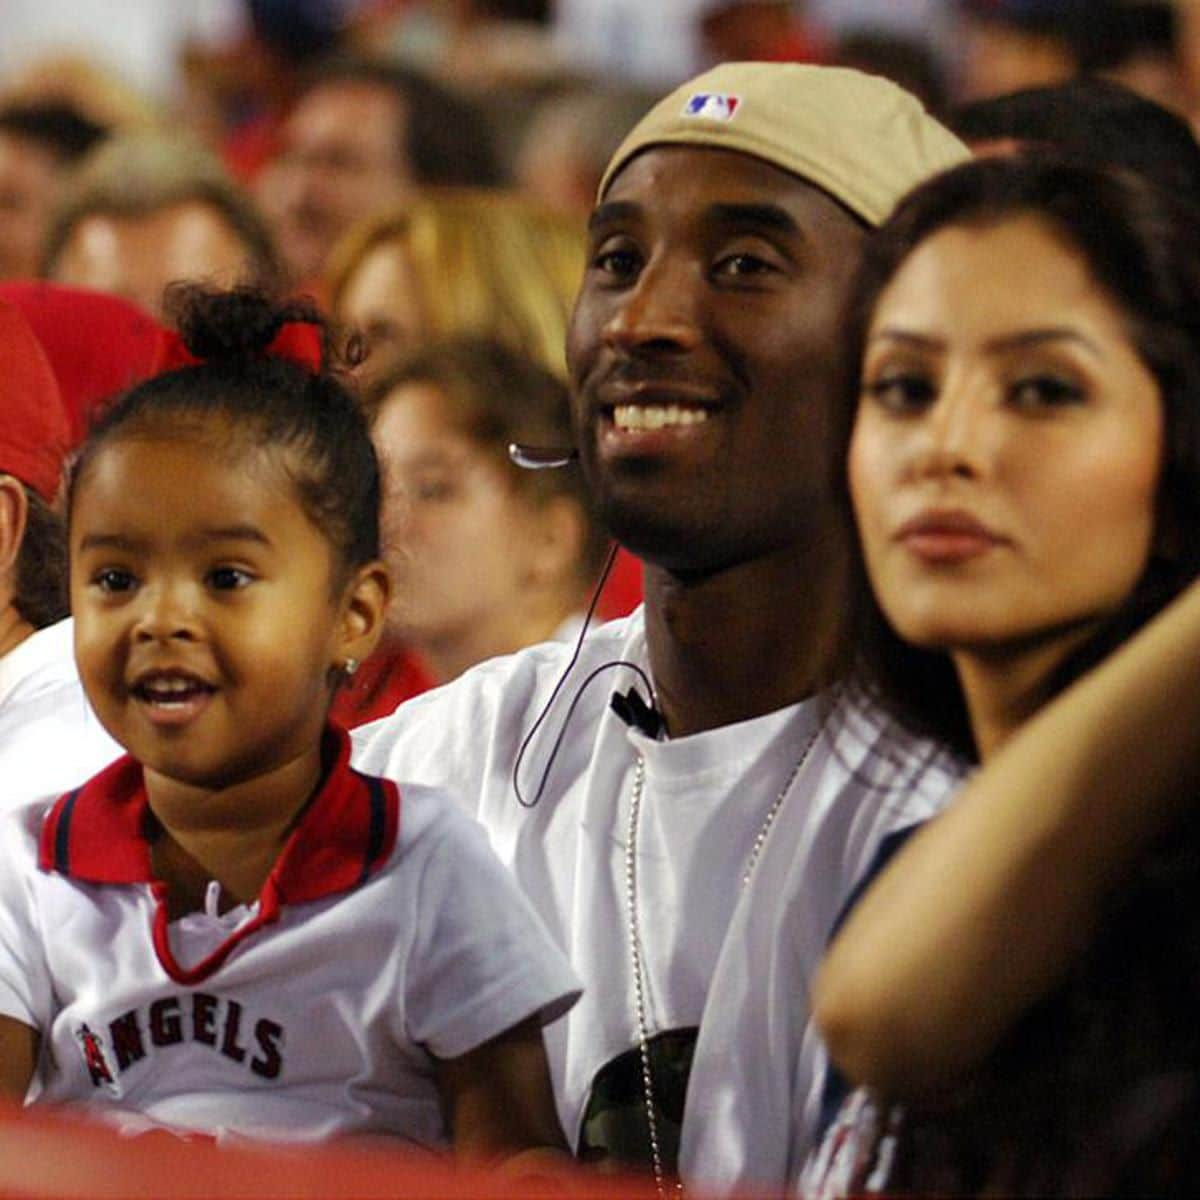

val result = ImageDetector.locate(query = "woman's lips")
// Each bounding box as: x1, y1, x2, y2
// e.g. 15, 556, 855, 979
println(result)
894, 511, 1005, 564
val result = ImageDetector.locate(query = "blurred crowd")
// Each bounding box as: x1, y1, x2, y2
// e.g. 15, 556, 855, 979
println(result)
4, 0, 1198, 303
5, 3, 1200, 1194
2, 0, 1195, 697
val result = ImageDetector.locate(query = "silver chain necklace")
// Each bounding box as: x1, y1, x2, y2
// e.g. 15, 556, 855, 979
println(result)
624, 720, 824, 1195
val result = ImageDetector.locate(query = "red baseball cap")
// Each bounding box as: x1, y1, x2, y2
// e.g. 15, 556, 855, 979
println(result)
0, 297, 70, 503
0, 282, 170, 448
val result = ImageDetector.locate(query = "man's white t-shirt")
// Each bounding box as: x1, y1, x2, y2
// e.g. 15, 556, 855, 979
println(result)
0, 731, 580, 1144
352, 609, 963, 1188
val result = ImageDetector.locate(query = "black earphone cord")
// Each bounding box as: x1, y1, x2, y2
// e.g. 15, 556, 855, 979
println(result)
510, 541, 657, 809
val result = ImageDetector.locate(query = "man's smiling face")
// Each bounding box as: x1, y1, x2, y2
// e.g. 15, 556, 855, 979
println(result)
567, 145, 866, 574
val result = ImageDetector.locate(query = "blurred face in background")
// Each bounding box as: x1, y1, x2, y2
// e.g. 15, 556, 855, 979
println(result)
959, 18, 1078, 101
371, 380, 548, 674
0, 132, 60, 279
336, 237, 426, 387
50, 200, 251, 319
260, 81, 411, 284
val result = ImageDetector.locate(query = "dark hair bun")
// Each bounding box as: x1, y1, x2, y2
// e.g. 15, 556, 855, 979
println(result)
72, 282, 380, 573
163, 283, 327, 364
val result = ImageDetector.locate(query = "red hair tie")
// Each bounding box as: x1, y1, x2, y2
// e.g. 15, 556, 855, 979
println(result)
157, 321, 323, 374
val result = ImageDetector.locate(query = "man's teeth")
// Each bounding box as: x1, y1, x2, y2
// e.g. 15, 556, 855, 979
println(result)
613, 405, 710, 431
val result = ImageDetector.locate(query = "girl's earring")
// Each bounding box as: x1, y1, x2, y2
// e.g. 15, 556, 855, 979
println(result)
342, 657, 360, 678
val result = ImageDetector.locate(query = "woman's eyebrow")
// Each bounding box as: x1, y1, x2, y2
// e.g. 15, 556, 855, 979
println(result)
867, 327, 1104, 358
981, 328, 1103, 358
867, 328, 944, 350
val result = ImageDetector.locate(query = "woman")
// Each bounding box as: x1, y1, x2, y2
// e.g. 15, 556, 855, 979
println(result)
364, 336, 609, 686
327, 189, 585, 386
805, 155, 1200, 1195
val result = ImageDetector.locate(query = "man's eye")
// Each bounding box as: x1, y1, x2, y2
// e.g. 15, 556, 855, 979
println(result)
591, 246, 642, 281
207, 567, 254, 591
93, 568, 137, 594
862, 374, 937, 412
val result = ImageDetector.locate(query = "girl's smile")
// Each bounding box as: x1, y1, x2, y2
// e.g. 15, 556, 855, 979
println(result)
128, 668, 217, 727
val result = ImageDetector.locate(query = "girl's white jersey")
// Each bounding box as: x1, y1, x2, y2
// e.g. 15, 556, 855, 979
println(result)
0, 729, 580, 1145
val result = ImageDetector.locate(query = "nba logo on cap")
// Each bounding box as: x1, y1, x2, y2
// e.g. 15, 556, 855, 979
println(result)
682, 93, 740, 121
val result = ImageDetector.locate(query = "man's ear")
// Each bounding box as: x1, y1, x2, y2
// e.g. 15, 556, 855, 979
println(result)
0, 476, 29, 580
335, 560, 392, 670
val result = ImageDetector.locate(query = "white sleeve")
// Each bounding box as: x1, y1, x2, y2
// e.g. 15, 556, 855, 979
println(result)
0, 805, 54, 1031
402, 802, 581, 1061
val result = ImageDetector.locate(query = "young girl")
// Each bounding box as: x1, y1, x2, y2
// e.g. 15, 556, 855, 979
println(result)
805, 156, 1200, 1194
0, 288, 579, 1162
363, 337, 608, 687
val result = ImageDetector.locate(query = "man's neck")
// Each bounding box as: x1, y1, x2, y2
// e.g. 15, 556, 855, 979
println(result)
642, 535, 848, 738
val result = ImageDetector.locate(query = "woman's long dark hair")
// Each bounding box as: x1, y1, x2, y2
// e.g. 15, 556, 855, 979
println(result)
840, 154, 1200, 761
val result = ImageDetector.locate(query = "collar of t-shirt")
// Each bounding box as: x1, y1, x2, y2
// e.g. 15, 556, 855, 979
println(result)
37, 724, 398, 907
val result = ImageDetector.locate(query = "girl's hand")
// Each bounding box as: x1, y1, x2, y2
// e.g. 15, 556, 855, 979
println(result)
0, 1015, 37, 1101
436, 1014, 569, 1164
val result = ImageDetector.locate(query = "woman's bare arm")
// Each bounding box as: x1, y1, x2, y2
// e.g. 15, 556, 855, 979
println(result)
814, 579, 1200, 1098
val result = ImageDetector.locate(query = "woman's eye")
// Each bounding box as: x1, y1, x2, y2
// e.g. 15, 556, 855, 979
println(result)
93, 568, 136, 594
714, 252, 776, 279
207, 567, 253, 591
862, 374, 937, 412
1008, 375, 1085, 409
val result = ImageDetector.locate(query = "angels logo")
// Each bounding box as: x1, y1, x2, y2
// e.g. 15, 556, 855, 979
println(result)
682, 93, 740, 122
75, 1023, 121, 1096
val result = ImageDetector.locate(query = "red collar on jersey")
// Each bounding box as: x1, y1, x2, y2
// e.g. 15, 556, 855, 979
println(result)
38, 725, 399, 904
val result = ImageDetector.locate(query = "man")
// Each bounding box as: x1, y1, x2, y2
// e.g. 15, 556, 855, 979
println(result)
41, 132, 281, 321
354, 63, 968, 1191
0, 101, 106, 281
0, 298, 119, 808
257, 59, 500, 287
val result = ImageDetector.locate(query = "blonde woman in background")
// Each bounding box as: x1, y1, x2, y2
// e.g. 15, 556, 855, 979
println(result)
327, 188, 585, 384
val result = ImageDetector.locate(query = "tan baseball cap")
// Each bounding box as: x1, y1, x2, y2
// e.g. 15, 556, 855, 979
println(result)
598, 62, 970, 227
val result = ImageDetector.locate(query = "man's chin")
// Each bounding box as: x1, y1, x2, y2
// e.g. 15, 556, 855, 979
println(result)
600, 505, 720, 575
